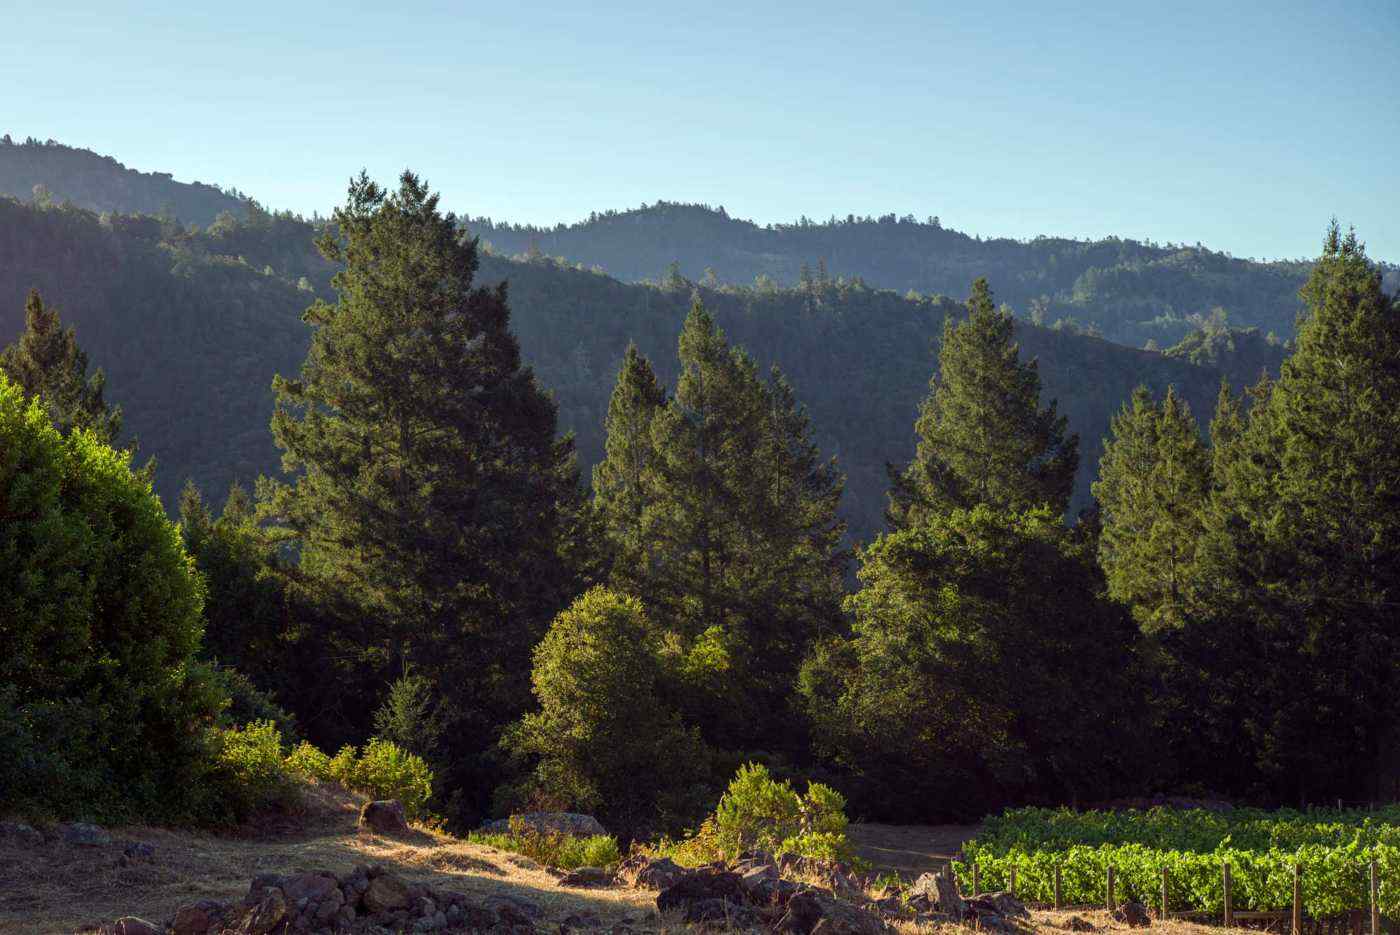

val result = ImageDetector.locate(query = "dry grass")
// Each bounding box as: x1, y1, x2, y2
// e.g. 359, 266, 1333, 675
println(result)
848, 823, 983, 879
0, 782, 656, 934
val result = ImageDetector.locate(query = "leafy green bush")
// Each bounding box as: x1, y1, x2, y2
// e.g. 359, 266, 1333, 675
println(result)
207, 720, 300, 821
712, 763, 855, 862
284, 741, 332, 780
467, 818, 622, 870
0, 375, 223, 823
319, 740, 433, 819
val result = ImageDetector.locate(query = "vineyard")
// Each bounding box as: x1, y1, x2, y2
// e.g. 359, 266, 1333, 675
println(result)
953, 807, 1400, 920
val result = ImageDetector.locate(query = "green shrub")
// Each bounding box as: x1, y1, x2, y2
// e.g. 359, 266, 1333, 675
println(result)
711, 763, 855, 863
207, 720, 299, 821
317, 740, 434, 820
0, 375, 223, 822
466, 818, 622, 870
284, 741, 332, 780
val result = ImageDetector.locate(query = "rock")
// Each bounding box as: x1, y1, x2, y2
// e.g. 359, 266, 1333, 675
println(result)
363, 873, 412, 913
682, 897, 763, 927
908, 870, 965, 919
59, 821, 112, 846
359, 799, 409, 835
478, 811, 607, 837
776, 891, 890, 935
656, 868, 745, 915
616, 854, 687, 890
560, 910, 605, 930
968, 891, 1029, 920
314, 886, 345, 921
0, 820, 43, 846
170, 900, 227, 935
559, 865, 615, 887
280, 871, 339, 904
102, 919, 162, 935
1066, 916, 1097, 931
484, 893, 543, 925
237, 888, 289, 935
1113, 900, 1152, 928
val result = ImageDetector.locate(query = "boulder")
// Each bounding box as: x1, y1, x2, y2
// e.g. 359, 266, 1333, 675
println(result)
484, 893, 543, 925
359, 799, 409, 835
558, 865, 615, 887
616, 854, 687, 890
908, 870, 965, 919
968, 891, 1029, 919
314, 886, 345, 921
236, 888, 288, 935
776, 891, 890, 935
682, 897, 763, 928
102, 919, 161, 935
0, 820, 43, 846
280, 871, 339, 904
1113, 900, 1152, 928
170, 900, 227, 935
656, 868, 745, 915
59, 821, 111, 846
1066, 916, 1097, 931
363, 873, 411, 913
478, 811, 607, 837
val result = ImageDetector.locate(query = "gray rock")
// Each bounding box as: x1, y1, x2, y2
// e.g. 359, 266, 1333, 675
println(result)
478, 811, 607, 837
0, 821, 43, 846
558, 865, 615, 888
59, 821, 111, 846
682, 897, 763, 928
616, 854, 686, 890
776, 891, 891, 935
359, 799, 409, 835
1066, 916, 1097, 931
102, 919, 162, 935
909, 870, 965, 920
1113, 900, 1151, 928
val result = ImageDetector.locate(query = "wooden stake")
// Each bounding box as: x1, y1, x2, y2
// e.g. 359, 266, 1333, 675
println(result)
972, 862, 980, 898
1107, 865, 1116, 912
1162, 866, 1170, 920
1010, 866, 1017, 899
1371, 859, 1380, 935
1292, 863, 1301, 935
1223, 861, 1234, 928
1054, 865, 1063, 910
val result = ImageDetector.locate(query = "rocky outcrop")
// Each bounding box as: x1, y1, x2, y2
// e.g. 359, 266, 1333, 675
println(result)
557, 866, 614, 888
615, 854, 686, 890
110, 863, 546, 934
478, 812, 607, 837
357, 799, 409, 835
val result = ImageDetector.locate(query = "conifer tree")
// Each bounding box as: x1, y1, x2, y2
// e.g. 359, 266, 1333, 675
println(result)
888, 278, 1077, 527
1093, 385, 1210, 633
617, 297, 847, 749
260, 171, 582, 823
592, 344, 666, 584
1, 289, 122, 444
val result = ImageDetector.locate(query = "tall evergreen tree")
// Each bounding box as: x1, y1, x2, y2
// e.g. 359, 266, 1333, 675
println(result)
1093, 385, 1210, 633
616, 297, 847, 750
1196, 223, 1400, 801
1, 289, 121, 444
592, 343, 666, 585
888, 278, 1078, 527
259, 171, 583, 824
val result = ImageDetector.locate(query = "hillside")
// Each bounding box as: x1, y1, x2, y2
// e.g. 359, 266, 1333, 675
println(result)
0, 137, 250, 228
0, 196, 1240, 543
468, 203, 1327, 348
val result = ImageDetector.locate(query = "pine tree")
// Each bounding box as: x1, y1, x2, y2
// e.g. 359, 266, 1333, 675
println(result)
592, 344, 666, 586
0, 289, 122, 444
259, 171, 583, 824
617, 297, 847, 749
888, 278, 1077, 527
1093, 385, 1210, 633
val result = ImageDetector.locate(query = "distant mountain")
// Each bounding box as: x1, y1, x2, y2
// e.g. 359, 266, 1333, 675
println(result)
0, 195, 1244, 543
0, 136, 250, 228
468, 202, 1327, 349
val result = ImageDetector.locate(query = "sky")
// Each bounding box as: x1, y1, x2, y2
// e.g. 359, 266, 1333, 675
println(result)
3, 0, 1397, 261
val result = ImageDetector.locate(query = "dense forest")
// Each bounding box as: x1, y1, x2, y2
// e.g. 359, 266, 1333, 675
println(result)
4, 146, 1398, 853
466, 202, 1370, 347
0, 188, 1268, 544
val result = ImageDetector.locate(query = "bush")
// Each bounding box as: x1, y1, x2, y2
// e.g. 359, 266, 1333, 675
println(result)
318, 740, 434, 819
500, 587, 713, 839
0, 376, 222, 822
467, 817, 622, 870
284, 741, 332, 780
711, 763, 857, 863
206, 720, 300, 821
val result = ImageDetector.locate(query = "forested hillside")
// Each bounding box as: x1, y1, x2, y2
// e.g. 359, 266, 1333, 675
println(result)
0, 136, 250, 227
468, 202, 1335, 347
0, 195, 1239, 542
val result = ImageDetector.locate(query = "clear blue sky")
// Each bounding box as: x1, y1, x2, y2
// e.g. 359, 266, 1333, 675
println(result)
5, 0, 1397, 261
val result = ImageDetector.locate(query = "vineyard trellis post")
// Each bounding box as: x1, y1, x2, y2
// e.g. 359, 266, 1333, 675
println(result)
1161, 866, 1169, 921
1107, 865, 1116, 912
1370, 858, 1379, 935
1292, 863, 1301, 935
971, 862, 980, 897
1010, 866, 1017, 899
1224, 861, 1234, 928
1054, 865, 1062, 910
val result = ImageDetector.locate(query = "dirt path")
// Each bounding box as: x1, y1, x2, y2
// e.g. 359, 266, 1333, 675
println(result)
846, 823, 982, 879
